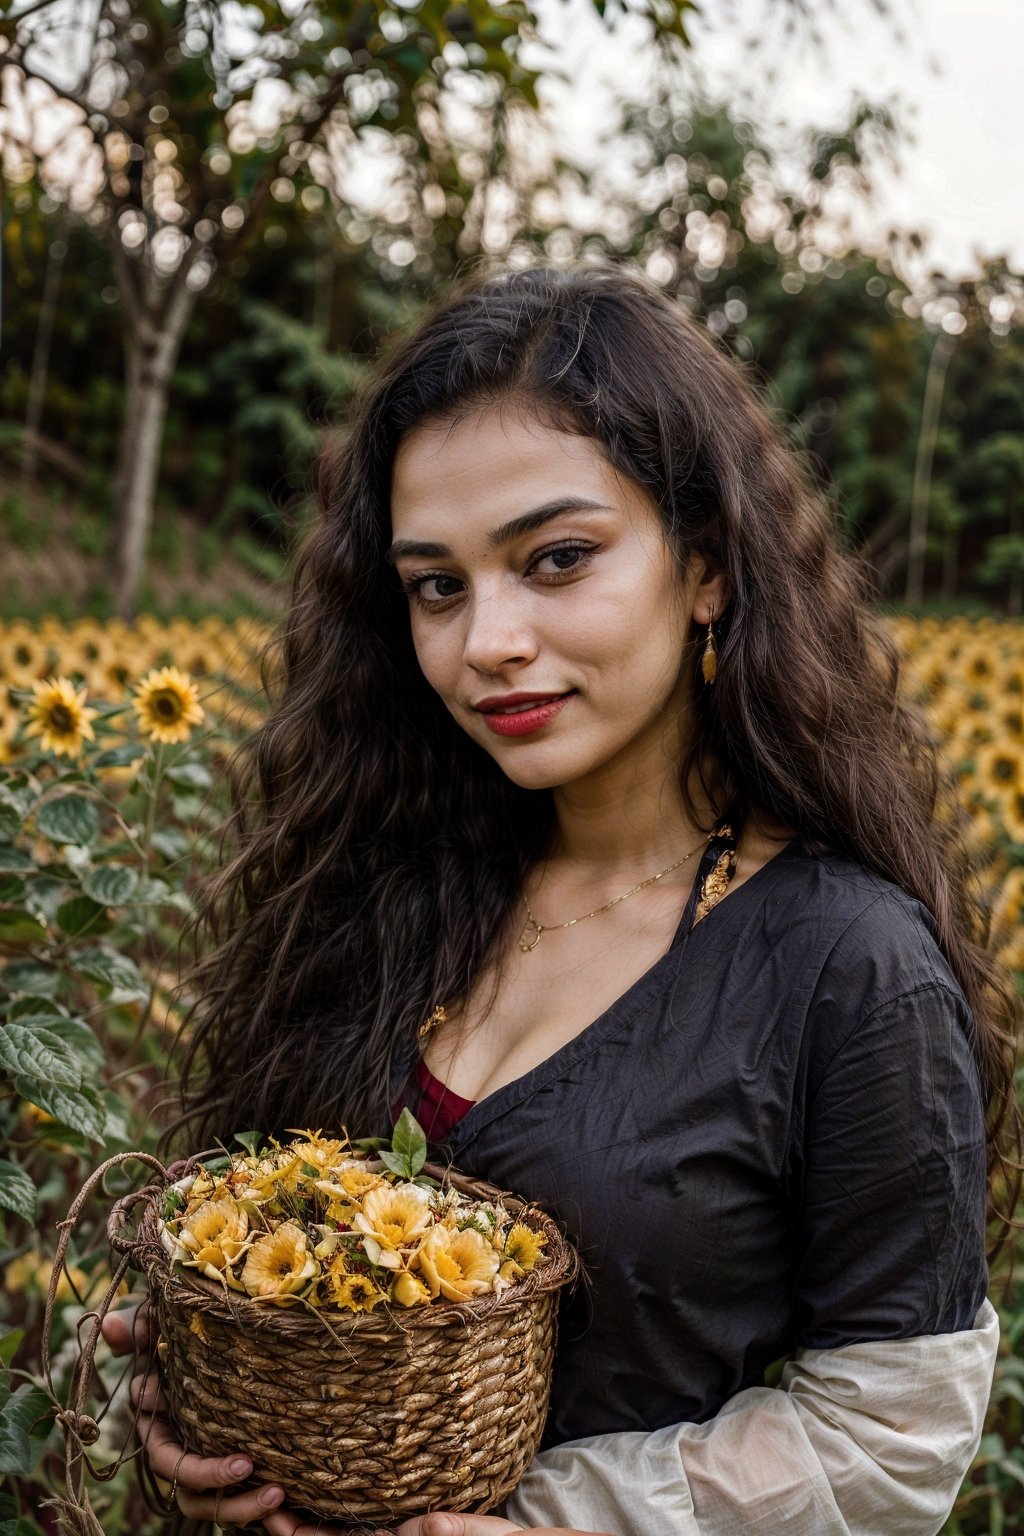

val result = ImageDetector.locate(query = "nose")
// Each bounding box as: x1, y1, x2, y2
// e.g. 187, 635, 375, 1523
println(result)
461, 583, 539, 674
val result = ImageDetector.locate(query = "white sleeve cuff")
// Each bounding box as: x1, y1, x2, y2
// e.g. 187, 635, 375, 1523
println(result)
505, 1301, 999, 1536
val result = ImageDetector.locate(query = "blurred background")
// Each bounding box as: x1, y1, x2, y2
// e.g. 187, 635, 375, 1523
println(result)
0, 1, 1023, 1532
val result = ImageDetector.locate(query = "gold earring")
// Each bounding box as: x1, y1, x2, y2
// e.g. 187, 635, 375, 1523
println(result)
701, 608, 718, 685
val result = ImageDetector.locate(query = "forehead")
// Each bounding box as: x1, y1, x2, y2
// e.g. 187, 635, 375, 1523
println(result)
389, 402, 623, 535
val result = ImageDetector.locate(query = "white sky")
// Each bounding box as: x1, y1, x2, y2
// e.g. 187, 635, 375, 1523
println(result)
12, 0, 1024, 290
530, 0, 1024, 285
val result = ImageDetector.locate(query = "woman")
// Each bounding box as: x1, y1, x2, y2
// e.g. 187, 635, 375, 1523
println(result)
107, 263, 1019, 1535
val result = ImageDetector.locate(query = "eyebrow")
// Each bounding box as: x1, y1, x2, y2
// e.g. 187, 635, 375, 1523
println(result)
384, 497, 612, 564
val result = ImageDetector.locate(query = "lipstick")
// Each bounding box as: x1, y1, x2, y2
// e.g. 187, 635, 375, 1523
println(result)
480, 693, 574, 737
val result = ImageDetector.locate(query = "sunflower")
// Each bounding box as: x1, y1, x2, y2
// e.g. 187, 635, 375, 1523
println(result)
959, 645, 999, 687
3, 624, 51, 684
996, 787, 1024, 846
992, 868, 1024, 943
132, 666, 205, 745
499, 1222, 548, 1278
23, 677, 98, 758
330, 1273, 388, 1313
975, 742, 1024, 796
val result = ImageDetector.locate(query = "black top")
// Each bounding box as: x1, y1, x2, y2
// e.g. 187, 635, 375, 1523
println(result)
389, 838, 989, 1449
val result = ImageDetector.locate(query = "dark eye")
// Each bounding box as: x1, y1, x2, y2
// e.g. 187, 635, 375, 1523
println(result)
426, 575, 463, 598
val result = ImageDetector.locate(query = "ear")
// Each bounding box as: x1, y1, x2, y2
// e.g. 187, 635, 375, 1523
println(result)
690, 561, 732, 628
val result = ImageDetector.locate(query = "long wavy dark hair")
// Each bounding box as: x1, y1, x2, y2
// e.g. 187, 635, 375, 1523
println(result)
174, 262, 1020, 1241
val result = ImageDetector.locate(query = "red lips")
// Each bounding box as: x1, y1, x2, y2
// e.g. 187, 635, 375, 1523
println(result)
473, 691, 570, 712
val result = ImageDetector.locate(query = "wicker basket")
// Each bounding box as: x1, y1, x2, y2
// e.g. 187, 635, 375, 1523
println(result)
106, 1157, 580, 1529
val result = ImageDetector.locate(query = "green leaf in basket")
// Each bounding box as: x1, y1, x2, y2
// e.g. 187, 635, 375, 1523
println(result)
162, 1188, 186, 1220
231, 1130, 264, 1157
391, 1107, 427, 1176
377, 1149, 412, 1179
351, 1135, 389, 1151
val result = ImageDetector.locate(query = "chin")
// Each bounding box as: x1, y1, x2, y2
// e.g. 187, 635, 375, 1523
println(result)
482, 741, 606, 793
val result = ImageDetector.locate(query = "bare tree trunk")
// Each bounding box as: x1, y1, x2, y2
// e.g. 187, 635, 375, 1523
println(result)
22, 211, 67, 487
109, 254, 199, 619
905, 332, 956, 607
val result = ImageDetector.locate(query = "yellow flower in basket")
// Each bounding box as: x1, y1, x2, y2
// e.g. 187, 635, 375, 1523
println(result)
352, 1184, 433, 1269
412, 1224, 500, 1301
314, 1159, 386, 1204
497, 1222, 549, 1285
391, 1269, 433, 1308
172, 1198, 251, 1286
241, 1221, 318, 1304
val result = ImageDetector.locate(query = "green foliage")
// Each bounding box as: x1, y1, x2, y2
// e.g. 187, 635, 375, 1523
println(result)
0, 672, 232, 1532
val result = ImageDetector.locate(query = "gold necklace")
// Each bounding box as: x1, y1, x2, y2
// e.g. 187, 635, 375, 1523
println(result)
517, 833, 711, 953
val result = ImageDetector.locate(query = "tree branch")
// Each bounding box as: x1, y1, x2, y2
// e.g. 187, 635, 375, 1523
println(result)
228, 65, 355, 261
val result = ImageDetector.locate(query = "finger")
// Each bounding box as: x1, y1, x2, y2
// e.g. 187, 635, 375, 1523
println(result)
177, 1483, 286, 1526
101, 1299, 152, 1355
261, 1507, 344, 1536
395, 1517, 524, 1536
129, 1369, 168, 1415
137, 1410, 254, 1490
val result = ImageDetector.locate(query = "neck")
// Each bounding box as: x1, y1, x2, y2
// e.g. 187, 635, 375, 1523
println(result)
546, 738, 715, 881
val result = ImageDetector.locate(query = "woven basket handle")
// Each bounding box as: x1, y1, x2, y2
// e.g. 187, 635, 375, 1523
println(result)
107, 1181, 165, 1265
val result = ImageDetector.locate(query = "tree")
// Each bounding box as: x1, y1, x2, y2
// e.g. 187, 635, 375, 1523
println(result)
0, 0, 700, 617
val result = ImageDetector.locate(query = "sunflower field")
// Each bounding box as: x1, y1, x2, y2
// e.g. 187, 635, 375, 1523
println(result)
0, 611, 1022, 1534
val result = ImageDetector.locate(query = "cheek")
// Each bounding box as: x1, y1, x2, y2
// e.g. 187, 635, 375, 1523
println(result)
409, 619, 458, 695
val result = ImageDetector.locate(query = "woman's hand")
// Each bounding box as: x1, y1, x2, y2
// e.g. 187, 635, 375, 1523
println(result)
100, 1297, 287, 1528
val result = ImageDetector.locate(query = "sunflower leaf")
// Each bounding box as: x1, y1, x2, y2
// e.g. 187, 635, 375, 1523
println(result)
0, 962, 61, 998
82, 866, 139, 906
0, 1024, 81, 1088
0, 847, 33, 873
92, 745, 146, 769
54, 896, 111, 939
0, 910, 48, 945
74, 947, 148, 1001
24, 1014, 103, 1068
14, 1076, 105, 1143
36, 796, 101, 847
150, 828, 191, 862
165, 762, 213, 790
0, 1160, 36, 1221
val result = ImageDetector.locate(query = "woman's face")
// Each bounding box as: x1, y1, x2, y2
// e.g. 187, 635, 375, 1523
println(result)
388, 401, 718, 795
